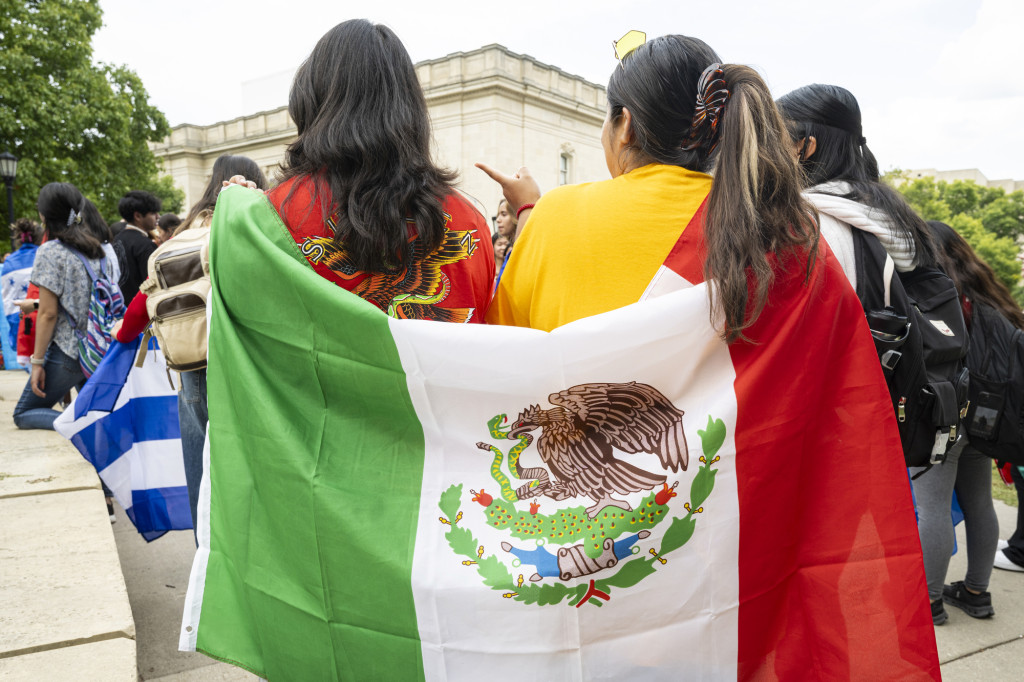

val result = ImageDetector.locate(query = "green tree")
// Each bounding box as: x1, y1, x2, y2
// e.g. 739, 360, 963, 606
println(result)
892, 176, 952, 223
146, 174, 185, 216
948, 214, 1022, 287
885, 172, 1024, 296
0, 0, 179, 245
888, 174, 1024, 241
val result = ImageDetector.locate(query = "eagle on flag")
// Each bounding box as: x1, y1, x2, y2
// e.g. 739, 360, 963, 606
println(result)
507, 381, 688, 518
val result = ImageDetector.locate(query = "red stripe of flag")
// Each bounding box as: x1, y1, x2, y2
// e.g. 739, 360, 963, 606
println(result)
665, 206, 939, 680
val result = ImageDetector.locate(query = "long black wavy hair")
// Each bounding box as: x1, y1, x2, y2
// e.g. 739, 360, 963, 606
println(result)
928, 220, 1024, 330
278, 19, 457, 274
776, 84, 935, 266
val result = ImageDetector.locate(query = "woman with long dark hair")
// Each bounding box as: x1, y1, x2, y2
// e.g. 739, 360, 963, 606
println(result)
267, 19, 494, 322
477, 34, 937, 675
115, 153, 269, 535
175, 155, 268, 237
775, 84, 935, 287
775, 85, 981, 626
13, 183, 120, 429
912, 220, 1015, 623
483, 36, 816, 337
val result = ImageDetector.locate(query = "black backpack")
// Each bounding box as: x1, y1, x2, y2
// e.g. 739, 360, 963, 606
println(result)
853, 230, 970, 469
963, 302, 1024, 465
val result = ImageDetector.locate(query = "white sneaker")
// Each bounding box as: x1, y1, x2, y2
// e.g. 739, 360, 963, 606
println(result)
998, 539, 1009, 551
994, 549, 1024, 572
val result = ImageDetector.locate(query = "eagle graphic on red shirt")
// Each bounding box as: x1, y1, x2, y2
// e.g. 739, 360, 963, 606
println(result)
299, 212, 480, 323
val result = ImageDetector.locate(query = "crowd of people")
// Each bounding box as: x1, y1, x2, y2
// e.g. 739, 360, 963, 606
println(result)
2, 19, 1023, 677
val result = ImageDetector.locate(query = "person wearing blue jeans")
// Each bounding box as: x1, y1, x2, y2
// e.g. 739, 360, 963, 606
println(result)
13, 345, 84, 429
16, 182, 121, 521
178, 368, 207, 543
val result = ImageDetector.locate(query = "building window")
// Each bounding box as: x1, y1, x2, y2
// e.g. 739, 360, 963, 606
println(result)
559, 153, 572, 186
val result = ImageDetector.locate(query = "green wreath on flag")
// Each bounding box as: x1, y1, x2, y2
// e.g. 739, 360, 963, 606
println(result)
438, 415, 724, 608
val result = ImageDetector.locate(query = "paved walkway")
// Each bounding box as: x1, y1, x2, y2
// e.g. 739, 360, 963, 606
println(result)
0, 370, 135, 680
110, 506, 254, 681
1, 366, 1022, 679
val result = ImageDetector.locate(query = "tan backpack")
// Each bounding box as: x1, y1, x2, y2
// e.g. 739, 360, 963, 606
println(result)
138, 227, 211, 372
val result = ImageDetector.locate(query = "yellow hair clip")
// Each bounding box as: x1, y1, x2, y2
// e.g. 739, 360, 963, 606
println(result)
613, 30, 646, 63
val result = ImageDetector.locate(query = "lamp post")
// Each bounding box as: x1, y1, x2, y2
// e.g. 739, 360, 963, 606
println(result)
0, 151, 17, 253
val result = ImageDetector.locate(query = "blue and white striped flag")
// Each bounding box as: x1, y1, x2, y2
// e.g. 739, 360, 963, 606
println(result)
54, 335, 192, 541
1, 243, 37, 366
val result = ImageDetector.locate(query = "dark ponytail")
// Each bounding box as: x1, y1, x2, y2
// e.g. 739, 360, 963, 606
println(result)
37, 182, 104, 259
704, 65, 819, 342
608, 36, 817, 343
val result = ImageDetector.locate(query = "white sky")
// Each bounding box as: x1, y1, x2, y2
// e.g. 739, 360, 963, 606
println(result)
93, 0, 1024, 180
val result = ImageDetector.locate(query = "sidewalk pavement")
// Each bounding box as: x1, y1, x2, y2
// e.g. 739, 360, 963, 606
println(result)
1, 366, 1022, 679
0, 370, 136, 680
110, 501, 255, 681
936, 499, 1024, 680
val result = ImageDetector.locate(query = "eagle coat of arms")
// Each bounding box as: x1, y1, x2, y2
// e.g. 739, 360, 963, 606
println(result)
438, 381, 724, 609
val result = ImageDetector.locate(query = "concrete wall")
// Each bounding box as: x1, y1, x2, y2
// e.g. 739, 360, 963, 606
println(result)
151, 44, 608, 227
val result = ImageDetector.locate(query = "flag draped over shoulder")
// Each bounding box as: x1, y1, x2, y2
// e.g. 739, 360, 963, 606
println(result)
181, 187, 939, 681
54, 337, 191, 541
1, 244, 36, 367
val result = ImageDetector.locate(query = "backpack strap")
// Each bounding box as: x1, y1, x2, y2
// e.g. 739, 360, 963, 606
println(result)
135, 328, 154, 367
883, 254, 895, 308
57, 243, 104, 338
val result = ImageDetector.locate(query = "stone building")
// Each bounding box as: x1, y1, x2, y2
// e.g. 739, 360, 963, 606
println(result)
902, 168, 1024, 193
151, 45, 609, 228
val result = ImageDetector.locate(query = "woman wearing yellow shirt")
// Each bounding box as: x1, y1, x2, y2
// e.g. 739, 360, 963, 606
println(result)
479, 34, 813, 338
476, 34, 941, 678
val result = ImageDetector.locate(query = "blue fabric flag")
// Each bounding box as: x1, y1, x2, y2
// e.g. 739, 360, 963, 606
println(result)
1, 244, 37, 367
54, 336, 192, 541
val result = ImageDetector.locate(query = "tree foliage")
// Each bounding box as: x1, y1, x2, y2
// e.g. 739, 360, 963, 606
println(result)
0, 1, 181, 247
885, 172, 1024, 297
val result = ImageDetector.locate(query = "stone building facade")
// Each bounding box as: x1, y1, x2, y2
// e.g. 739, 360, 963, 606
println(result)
151, 45, 609, 227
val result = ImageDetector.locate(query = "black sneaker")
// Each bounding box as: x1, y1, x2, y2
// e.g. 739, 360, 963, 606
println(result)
942, 581, 994, 618
931, 599, 947, 625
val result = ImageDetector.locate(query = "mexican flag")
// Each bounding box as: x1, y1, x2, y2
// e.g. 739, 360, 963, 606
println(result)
180, 187, 940, 680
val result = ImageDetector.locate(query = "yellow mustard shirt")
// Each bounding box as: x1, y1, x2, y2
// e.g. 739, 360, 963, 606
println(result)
487, 164, 713, 331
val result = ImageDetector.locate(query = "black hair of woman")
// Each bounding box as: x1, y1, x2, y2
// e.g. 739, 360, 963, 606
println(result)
279, 19, 457, 274
775, 83, 935, 266
81, 199, 113, 244
608, 36, 818, 342
927, 220, 1024, 330
13, 217, 42, 247
175, 154, 269, 236
36, 182, 104, 259
159, 213, 182, 233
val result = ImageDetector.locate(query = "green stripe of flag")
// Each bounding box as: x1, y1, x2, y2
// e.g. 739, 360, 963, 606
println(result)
197, 186, 426, 680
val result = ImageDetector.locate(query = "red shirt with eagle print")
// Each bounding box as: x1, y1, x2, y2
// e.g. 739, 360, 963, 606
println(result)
268, 176, 495, 323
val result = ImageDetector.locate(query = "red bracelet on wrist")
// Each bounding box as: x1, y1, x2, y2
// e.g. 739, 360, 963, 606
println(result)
516, 203, 536, 220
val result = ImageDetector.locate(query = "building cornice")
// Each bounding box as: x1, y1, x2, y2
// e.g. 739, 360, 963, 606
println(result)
151, 44, 606, 156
